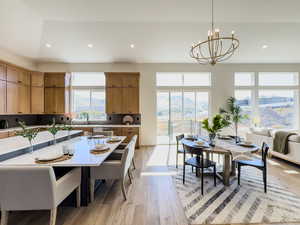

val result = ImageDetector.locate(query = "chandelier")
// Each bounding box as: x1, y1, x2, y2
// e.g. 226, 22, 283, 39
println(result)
190, 0, 240, 65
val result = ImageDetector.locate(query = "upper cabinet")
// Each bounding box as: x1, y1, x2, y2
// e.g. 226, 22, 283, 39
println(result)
0, 63, 6, 81
44, 73, 70, 114
31, 71, 44, 87
6, 66, 30, 85
31, 72, 44, 114
105, 72, 140, 114
44, 73, 70, 87
0, 80, 6, 114
105, 72, 139, 88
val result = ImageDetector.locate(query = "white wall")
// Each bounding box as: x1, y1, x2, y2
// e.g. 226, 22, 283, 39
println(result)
0, 47, 37, 70
37, 62, 300, 146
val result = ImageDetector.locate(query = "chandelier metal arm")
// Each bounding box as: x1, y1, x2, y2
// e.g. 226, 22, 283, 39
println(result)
189, 0, 240, 65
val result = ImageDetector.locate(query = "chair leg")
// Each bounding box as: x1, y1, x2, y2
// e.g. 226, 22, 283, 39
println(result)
49, 208, 57, 225
176, 152, 178, 168
121, 178, 127, 201
201, 167, 204, 195
237, 164, 241, 185
263, 168, 267, 193
1, 210, 8, 225
76, 186, 81, 208
90, 179, 95, 202
132, 158, 136, 170
213, 165, 217, 186
183, 163, 186, 184
191, 154, 194, 172
128, 171, 133, 184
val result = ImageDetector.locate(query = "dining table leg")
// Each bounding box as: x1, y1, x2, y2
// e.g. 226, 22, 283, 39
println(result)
223, 153, 231, 186
80, 167, 90, 206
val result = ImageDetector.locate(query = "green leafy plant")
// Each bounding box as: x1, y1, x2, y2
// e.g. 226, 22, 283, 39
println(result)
202, 114, 230, 135
61, 124, 72, 131
15, 121, 40, 152
47, 119, 61, 143
219, 97, 248, 141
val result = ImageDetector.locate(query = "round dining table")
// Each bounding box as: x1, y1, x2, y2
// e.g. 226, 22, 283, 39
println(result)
181, 137, 259, 186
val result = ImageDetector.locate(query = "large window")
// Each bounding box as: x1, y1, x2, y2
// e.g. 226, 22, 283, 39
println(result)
71, 72, 106, 121
156, 72, 211, 144
235, 72, 299, 131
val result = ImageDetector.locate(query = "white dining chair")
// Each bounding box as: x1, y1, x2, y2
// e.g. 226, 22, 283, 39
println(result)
113, 135, 138, 169
90, 135, 137, 201
0, 166, 81, 225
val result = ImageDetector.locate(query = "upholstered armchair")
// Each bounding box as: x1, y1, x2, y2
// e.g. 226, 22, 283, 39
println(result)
0, 166, 81, 225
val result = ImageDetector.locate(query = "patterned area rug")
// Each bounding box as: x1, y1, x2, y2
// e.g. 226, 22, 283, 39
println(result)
172, 166, 300, 224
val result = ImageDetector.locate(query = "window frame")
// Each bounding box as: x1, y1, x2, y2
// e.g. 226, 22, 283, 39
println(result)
156, 72, 212, 144
234, 72, 300, 129
70, 73, 106, 121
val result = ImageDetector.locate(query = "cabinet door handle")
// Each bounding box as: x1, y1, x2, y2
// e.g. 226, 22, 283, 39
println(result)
18, 111, 22, 113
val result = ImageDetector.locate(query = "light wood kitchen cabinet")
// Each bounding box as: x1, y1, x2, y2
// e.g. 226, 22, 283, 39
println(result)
18, 85, 30, 114
106, 88, 123, 114
7, 82, 18, 113
44, 73, 70, 114
44, 73, 68, 87
105, 72, 139, 88
31, 72, 44, 114
0, 132, 9, 139
31, 71, 44, 87
31, 87, 44, 114
7, 66, 30, 85
122, 88, 139, 113
7, 82, 30, 114
105, 73, 123, 88
44, 87, 67, 114
122, 74, 139, 87
0, 63, 6, 81
105, 72, 140, 114
19, 70, 30, 85
0, 80, 6, 114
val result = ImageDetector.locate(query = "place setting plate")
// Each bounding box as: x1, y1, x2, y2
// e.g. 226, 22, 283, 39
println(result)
35, 153, 72, 164
90, 144, 110, 155
237, 142, 256, 148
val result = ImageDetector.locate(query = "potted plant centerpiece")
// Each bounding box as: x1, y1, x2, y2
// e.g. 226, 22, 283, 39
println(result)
219, 97, 248, 143
15, 121, 40, 154
202, 114, 230, 146
48, 119, 61, 145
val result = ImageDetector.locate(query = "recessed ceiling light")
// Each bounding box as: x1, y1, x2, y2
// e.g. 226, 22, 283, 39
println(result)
262, 44, 268, 49
130, 44, 135, 48
45, 43, 52, 48
87, 44, 93, 48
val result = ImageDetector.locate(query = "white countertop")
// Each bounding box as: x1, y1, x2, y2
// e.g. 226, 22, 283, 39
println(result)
0, 124, 141, 133
0, 136, 126, 167
0, 130, 82, 156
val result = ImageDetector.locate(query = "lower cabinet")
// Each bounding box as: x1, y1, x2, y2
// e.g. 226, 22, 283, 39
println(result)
0, 132, 9, 139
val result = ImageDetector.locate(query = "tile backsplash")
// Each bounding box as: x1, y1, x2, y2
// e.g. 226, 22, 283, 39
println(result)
0, 114, 141, 129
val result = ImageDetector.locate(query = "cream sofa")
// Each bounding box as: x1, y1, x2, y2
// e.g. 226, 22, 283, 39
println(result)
246, 127, 300, 166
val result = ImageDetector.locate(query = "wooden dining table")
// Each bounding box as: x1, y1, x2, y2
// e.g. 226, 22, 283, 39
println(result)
0, 135, 126, 206
181, 138, 259, 186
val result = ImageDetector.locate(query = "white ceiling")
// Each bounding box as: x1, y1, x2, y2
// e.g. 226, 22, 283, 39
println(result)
1, 0, 300, 63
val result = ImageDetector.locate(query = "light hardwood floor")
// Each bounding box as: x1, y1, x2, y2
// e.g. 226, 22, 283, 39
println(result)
4, 145, 300, 225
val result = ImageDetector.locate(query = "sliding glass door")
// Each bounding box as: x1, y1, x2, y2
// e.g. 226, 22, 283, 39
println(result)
157, 90, 209, 144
